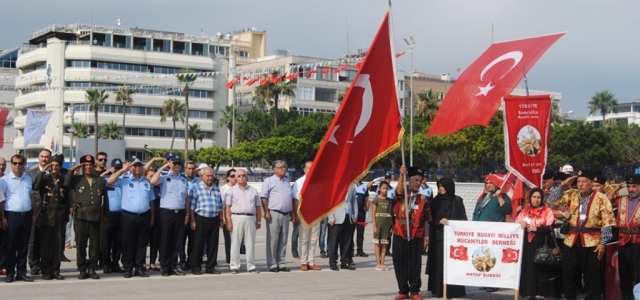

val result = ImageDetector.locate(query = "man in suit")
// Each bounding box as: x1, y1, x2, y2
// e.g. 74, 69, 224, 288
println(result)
328, 183, 358, 271
26, 149, 51, 275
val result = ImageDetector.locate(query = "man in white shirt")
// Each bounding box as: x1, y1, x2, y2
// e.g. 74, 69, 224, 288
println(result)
293, 161, 321, 271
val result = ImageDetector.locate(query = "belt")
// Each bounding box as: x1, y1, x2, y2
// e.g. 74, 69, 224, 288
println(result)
232, 213, 255, 216
122, 210, 150, 217
271, 210, 290, 215
108, 210, 122, 213
76, 206, 101, 212
160, 208, 184, 213
43, 204, 67, 210
6, 210, 32, 215
196, 214, 219, 219
569, 226, 600, 233
397, 219, 415, 225
620, 228, 640, 234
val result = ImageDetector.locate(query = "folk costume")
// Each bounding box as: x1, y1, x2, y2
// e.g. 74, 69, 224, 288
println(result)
617, 174, 640, 300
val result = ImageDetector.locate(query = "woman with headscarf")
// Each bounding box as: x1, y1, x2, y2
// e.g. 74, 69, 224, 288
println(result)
426, 177, 467, 298
515, 188, 560, 300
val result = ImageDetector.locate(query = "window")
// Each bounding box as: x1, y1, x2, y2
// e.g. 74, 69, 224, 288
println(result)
297, 86, 314, 100
239, 51, 249, 58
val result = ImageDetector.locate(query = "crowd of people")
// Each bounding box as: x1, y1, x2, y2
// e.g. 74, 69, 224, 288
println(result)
1, 150, 639, 300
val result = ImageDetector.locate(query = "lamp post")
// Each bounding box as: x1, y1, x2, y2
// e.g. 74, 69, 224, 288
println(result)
563, 110, 574, 125
403, 36, 415, 165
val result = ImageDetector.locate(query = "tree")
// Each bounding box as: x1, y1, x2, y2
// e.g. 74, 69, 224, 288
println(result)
160, 98, 185, 151
415, 89, 441, 122
235, 109, 273, 143
337, 87, 349, 103
115, 86, 135, 138
253, 70, 296, 128
218, 105, 238, 142
196, 146, 229, 172
85, 88, 109, 156
548, 121, 619, 166
588, 90, 618, 127
188, 123, 205, 152
176, 69, 198, 161
99, 121, 123, 140
550, 102, 565, 126
414, 125, 468, 172
254, 136, 312, 165
72, 122, 90, 138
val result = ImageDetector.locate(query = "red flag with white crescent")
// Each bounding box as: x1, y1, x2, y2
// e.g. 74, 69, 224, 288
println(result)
501, 248, 520, 263
299, 11, 403, 225
428, 33, 565, 136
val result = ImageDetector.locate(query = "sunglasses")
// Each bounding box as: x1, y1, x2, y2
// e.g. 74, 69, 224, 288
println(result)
97, 158, 107, 162
228, 174, 236, 178
11, 161, 24, 166
172, 162, 181, 165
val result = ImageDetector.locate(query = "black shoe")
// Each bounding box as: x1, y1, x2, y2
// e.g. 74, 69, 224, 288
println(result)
356, 251, 369, 257
111, 265, 124, 273
88, 269, 100, 280
16, 274, 34, 282
123, 271, 132, 278
191, 270, 202, 275
278, 267, 291, 272
479, 287, 487, 290
231, 269, 239, 274
340, 263, 356, 270
205, 269, 220, 275
179, 262, 189, 271
386, 251, 392, 256
320, 252, 328, 258
42, 274, 52, 280
30, 266, 41, 275
78, 271, 89, 280
135, 269, 149, 277
103, 265, 112, 274
52, 272, 64, 280
292, 253, 299, 259
486, 288, 498, 292
61, 255, 71, 262
269, 268, 279, 273
248, 269, 259, 274
329, 264, 339, 271
170, 269, 184, 276
4, 274, 15, 283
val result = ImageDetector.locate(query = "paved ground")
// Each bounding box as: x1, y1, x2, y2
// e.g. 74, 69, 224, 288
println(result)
1, 226, 521, 300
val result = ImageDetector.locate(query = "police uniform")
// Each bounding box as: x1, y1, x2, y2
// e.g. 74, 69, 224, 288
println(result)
32, 154, 68, 280
354, 182, 369, 257
113, 159, 155, 277
102, 158, 125, 273
64, 155, 109, 280
180, 172, 202, 269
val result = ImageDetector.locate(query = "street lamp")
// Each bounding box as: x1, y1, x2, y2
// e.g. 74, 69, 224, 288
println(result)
67, 128, 75, 166
403, 36, 415, 165
563, 110, 574, 125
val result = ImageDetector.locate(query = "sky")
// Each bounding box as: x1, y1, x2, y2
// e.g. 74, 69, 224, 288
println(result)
2, 0, 638, 118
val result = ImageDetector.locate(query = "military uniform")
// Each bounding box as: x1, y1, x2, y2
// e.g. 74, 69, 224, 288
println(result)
32, 155, 69, 279
64, 155, 109, 279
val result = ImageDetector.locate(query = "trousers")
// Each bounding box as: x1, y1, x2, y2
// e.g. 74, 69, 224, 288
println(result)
5, 211, 33, 276
121, 211, 150, 272
74, 218, 101, 271
229, 214, 256, 271
265, 210, 290, 269
159, 209, 185, 271
102, 211, 122, 268
392, 234, 423, 295
189, 214, 219, 273
328, 216, 354, 264
300, 222, 320, 265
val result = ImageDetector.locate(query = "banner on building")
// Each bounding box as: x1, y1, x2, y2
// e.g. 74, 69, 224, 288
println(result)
502, 95, 552, 188
0, 109, 10, 148
444, 221, 523, 289
23, 109, 54, 149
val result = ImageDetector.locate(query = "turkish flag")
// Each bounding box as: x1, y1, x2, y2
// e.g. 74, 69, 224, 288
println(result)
286, 72, 300, 80
225, 77, 239, 89
245, 76, 261, 86
0, 108, 10, 148
260, 75, 272, 86
298, 11, 403, 225
478, 172, 516, 202
501, 248, 520, 263
271, 74, 284, 83
334, 65, 350, 73
321, 68, 332, 74
396, 51, 406, 58
428, 33, 565, 136
503, 95, 552, 188
510, 177, 525, 220
306, 70, 317, 79
450, 245, 469, 261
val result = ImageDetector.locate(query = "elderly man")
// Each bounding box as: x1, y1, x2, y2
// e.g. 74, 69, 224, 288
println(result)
391, 166, 432, 300
27, 149, 51, 276
225, 169, 261, 274
0, 155, 36, 283
616, 174, 640, 300
293, 161, 321, 271
261, 160, 296, 273
549, 169, 615, 300
188, 167, 223, 275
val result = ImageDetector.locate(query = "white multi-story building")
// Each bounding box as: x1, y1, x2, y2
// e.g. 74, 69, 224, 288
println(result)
585, 100, 640, 126
0, 48, 18, 159
13, 24, 266, 161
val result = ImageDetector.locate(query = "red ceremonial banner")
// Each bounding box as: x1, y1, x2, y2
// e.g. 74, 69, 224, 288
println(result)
298, 11, 403, 225
605, 243, 622, 300
503, 95, 552, 188
428, 33, 564, 136
0, 109, 10, 148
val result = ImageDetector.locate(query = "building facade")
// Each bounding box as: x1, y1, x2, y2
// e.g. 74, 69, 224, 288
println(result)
13, 24, 266, 161
585, 100, 640, 126
0, 48, 18, 159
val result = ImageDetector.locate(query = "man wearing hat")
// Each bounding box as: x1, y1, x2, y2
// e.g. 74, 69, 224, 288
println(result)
107, 158, 155, 278
101, 158, 125, 274
391, 166, 432, 300
548, 169, 615, 300
616, 174, 640, 299
65, 155, 109, 280
32, 154, 68, 280
150, 153, 189, 276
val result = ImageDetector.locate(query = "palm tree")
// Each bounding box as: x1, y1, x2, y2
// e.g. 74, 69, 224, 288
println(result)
85, 88, 109, 156
588, 90, 618, 127
176, 69, 197, 161
99, 121, 123, 139
160, 98, 185, 151
72, 122, 90, 138
551, 102, 565, 126
115, 86, 135, 138
218, 105, 238, 142
415, 89, 441, 122
253, 70, 296, 128
188, 123, 206, 152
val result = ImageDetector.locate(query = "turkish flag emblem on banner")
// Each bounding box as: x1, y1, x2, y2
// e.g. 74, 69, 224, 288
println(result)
428, 33, 564, 136
450, 245, 469, 261
298, 11, 403, 225
503, 95, 552, 188
501, 248, 520, 263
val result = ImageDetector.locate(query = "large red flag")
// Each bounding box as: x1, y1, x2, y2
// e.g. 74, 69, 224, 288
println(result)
0, 109, 10, 148
428, 33, 565, 136
299, 11, 402, 225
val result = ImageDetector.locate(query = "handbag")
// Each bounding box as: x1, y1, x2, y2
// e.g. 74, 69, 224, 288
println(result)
559, 205, 580, 235
534, 233, 563, 267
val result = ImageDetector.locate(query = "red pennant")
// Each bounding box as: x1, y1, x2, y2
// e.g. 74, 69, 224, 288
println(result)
501, 248, 520, 263
245, 76, 261, 86
271, 74, 284, 83
299, 11, 402, 225
428, 33, 565, 136
260, 75, 272, 86
225, 77, 240, 89
286, 72, 300, 80
395, 51, 406, 58
449, 245, 469, 261
321, 68, 332, 74
306, 70, 317, 79
334, 65, 350, 73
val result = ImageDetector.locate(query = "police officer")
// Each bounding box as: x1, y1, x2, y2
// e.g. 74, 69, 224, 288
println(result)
180, 161, 201, 270
107, 158, 155, 278
101, 158, 125, 274
64, 155, 109, 280
150, 153, 189, 276
32, 154, 68, 280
